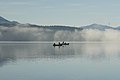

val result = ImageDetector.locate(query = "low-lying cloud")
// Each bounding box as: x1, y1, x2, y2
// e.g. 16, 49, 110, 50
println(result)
0, 26, 120, 41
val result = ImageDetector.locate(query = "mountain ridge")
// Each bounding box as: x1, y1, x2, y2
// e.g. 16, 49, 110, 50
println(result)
0, 16, 19, 27
80, 23, 116, 30
0, 16, 119, 31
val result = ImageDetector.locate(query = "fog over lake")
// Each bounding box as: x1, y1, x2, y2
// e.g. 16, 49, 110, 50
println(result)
0, 26, 120, 41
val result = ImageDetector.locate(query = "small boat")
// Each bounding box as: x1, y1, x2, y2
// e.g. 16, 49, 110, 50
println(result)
63, 43, 69, 45
53, 42, 62, 47
62, 41, 69, 45
53, 42, 69, 47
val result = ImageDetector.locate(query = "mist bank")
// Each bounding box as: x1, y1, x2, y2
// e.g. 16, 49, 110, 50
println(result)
0, 26, 120, 41
1, 16, 120, 41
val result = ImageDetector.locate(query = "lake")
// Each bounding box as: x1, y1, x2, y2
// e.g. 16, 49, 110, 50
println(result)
0, 42, 120, 80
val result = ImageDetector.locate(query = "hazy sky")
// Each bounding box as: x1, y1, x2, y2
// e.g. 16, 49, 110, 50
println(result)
0, 0, 120, 27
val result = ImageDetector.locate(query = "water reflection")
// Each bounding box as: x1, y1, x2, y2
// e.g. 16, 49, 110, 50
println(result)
73, 43, 120, 59
0, 43, 120, 66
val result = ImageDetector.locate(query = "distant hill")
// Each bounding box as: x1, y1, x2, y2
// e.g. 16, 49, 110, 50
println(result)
0, 16, 83, 31
29, 24, 83, 31
81, 24, 115, 31
0, 16, 19, 26
116, 26, 120, 30
0, 16, 119, 31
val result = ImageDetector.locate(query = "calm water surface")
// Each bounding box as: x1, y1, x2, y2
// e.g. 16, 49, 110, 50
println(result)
0, 43, 120, 80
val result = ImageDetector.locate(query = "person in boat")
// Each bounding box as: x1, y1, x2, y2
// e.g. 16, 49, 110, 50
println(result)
59, 42, 60, 45
62, 41, 65, 45
53, 43, 55, 46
